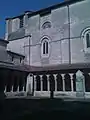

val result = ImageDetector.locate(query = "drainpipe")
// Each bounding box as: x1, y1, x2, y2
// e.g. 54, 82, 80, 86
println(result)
29, 36, 31, 65
67, 5, 71, 64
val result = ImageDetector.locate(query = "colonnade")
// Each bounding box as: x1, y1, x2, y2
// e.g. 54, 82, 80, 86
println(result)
3, 70, 90, 97
4, 70, 27, 93
33, 73, 76, 92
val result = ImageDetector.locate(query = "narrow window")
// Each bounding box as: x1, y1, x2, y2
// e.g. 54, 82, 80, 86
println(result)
46, 41, 48, 54
43, 42, 45, 54
20, 58, 22, 63
42, 41, 48, 55
12, 56, 14, 61
86, 33, 90, 48
42, 38, 50, 57
19, 16, 23, 28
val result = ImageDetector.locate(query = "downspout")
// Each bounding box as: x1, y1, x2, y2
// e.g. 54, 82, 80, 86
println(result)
29, 36, 30, 65
67, 4, 71, 64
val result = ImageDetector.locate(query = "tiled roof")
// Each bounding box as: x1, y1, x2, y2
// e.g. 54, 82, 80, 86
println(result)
7, 50, 25, 57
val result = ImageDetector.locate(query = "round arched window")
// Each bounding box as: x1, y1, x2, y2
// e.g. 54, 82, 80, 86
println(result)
81, 27, 90, 53
42, 21, 51, 29
86, 32, 90, 48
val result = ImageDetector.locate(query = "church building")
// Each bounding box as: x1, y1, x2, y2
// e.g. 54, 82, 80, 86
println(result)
4, 0, 90, 98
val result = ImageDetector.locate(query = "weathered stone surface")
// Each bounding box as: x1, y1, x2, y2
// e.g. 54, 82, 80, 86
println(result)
76, 70, 85, 98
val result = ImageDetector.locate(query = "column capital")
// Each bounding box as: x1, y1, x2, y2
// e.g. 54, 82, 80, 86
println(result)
40, 75, 43, 81
53, 74, 57, 78
46, 75, 50, 80
69, 73, 73, 79
88, 73, 90, 76
61, 74, 65, 78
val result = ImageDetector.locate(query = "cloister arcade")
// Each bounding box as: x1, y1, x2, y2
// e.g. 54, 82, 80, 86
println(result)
26, 63, 90, 98
1, 63, 90, 98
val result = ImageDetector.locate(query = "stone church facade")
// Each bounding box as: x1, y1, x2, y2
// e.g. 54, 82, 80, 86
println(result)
6, 0, 90, 66
4, 0, 90, 98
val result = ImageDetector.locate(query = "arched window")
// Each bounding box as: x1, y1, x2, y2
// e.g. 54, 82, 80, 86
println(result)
41, 38, 49, 57
42, 21, 51, 29
43, 41, 48, 54
81, 28, 90, 53
86, 33, 90, 48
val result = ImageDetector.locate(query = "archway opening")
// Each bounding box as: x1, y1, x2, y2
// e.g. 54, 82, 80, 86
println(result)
49, 74, 55, 91
36, 75, 41, 91
56, 74, 63, 91
64, 74, 71, 91
42, 75, 47, 91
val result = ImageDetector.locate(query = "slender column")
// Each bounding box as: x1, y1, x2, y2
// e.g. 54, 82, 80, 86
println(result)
26, 74, 30, 92
30, 74, 33, 93
4, 86, 6, 93
17, 72, 20, 92
22, 86, 24, 92
61, 74, 65, 91
47, 75, 50, 91
22, 73, 25, 92
40, 75, 43, 91
34, 75, 36, 91
54, 74, 57, 91
17, 86, 19, 92
10, 71, 14, 92
70, 73, 74, 92
11, 86, 13, 92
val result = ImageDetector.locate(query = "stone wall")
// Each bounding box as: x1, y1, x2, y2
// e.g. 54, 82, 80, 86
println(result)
6, 0, 90, 66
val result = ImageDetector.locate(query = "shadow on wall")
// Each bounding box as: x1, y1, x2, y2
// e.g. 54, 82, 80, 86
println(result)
1, 98, 90, 120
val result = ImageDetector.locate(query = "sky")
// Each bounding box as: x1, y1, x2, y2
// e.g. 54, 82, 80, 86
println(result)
0, 0, 63, 38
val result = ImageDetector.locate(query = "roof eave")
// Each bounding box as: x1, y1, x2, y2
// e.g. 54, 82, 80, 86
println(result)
5, 0, 84, 20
